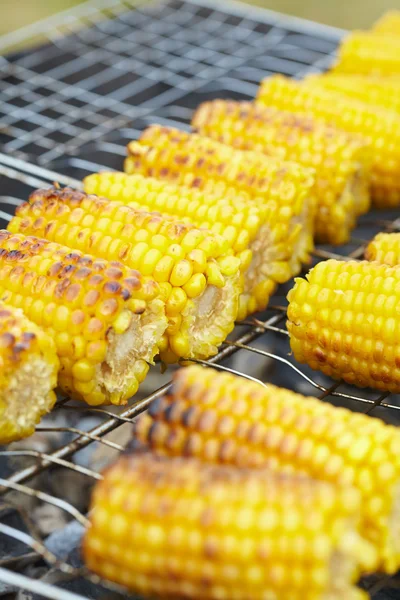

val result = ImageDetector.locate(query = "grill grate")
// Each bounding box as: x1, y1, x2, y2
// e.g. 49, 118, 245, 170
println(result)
0, 1, 399, 598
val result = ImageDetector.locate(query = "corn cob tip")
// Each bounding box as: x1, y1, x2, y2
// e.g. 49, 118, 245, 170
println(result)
0, 301, 59, 443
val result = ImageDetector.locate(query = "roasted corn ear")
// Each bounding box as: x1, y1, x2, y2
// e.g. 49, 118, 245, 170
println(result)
333, 32, 400, 76
11, 188, 241, 363
85, 169, 312, 319
373, 11, 400, 34
0, 302, 59, 443
287, 258, 400, 395
257, 75, 400, 207
305, 73, 400, 114
134, 364, 400, 573
84, 451, 374, 599
0, 230, 167, 406
125, 125, 315, 313
192, 99, 371, 245
365, 232, 400, 267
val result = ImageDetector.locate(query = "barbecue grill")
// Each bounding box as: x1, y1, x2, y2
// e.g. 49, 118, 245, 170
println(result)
0, 1, 399, 598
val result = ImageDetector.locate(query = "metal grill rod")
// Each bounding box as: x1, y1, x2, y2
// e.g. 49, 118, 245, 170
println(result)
0, 479, 89, 526
0, 567, 88, 600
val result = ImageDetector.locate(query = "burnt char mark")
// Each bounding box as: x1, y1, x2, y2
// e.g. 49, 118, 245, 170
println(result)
103, 281, 122, 296
0, 332, 16, 348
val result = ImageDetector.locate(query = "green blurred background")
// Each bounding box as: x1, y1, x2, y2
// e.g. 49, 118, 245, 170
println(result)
1, 0, 400, 38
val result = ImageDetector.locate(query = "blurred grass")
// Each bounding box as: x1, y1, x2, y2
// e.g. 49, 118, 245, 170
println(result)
0, 0, 398, 41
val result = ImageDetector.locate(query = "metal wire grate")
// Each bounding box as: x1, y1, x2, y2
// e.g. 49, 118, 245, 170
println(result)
0, 1, 399, 598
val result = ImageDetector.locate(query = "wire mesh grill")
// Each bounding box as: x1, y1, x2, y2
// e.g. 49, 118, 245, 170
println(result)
0, 1, 399, 598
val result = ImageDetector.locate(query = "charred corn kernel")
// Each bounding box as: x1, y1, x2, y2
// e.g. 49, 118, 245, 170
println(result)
84, 173, 306, 319
192, 100, 371, 245
135, 364, 400, 573
0, 301, 59, 443
365, 232, 400, 266
306, 73, 400, 114
373, 11, 400, 34
257, 75, 400, 207
84, 451, 374, 599
0, 230, 167, 406
124, 126, 315, 313
14, 188, 241, 363
333, 31, 400, 76
287, 258, 400, 397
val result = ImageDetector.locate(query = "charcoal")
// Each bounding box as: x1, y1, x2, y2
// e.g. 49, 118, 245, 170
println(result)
45, 521, 84, 560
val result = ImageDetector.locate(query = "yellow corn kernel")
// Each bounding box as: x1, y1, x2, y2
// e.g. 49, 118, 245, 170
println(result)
113, 310, 132, 335
257, 74, 400, 208
365, 232, 400, 266
170, 260, 193, 287
0, 230, 166, 406
0, 301, 59, 443
18, 189, 241, 363
135, 364, 400, 573
84, 451, 374, 599
182, 273, 207, 299
192, 99, 371, 245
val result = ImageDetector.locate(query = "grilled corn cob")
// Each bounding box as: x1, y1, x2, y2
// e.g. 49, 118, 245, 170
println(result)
287, 258, 400, 394
373, 11, 400, 34
192, 100, 371, 245
11, 188, 241, 363
257, 75, 400, 207
365, 232, 400, 267
134, 364, 400, 573
0, 302, 59, 443
125, 126, 315, 314
0, 230, 167, 406
85, 171, 311, 319
305, 74, 400, 114
84, 452, 374, 599
333, 32, 400, 76
84, 172, 274, 320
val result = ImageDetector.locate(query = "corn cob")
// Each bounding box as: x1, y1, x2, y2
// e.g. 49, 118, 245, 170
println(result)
287, 258, 400, 394
305, 74, 400, 114
257, 75, 400, 207
365, 232, 400, 267
0, 302, 59, 443
84, 171, 311, 320
11, 188, 241, 363
333, 32, 400, 76
0, 230, 167, 406
134, 364, 400, 573
125, 126, 315, 314
84, 451, 374, 599
373, 11, 400, 35
84, 172, 271, 321
192, 100, 371, 245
